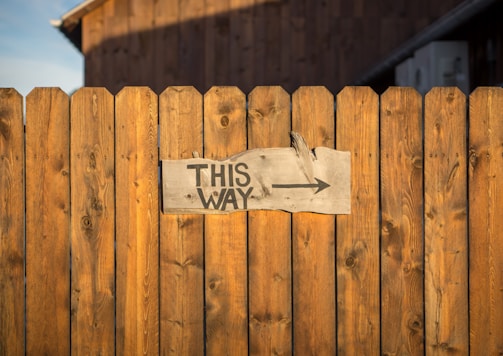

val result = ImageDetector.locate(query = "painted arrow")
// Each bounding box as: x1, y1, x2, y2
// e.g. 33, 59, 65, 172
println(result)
272, 177, 330, 194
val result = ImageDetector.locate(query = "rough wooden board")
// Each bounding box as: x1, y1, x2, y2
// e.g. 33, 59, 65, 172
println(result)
380, 87, 424, 355
159, 86, 204, 355
0, 88, 24, 355
424, 87, 468, 354
25, 88, 71, 355
115, 87, 159, 356
468, 87, 503, 354
336, 86, 380, 354
203, 86, 248, 355
162, 133, 350, 214
70, 88, 115, 355
291, 86, 336, 355
247, 86, 292, 355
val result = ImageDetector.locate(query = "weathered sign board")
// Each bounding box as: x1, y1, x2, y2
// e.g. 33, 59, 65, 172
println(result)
162, 132, 350, 214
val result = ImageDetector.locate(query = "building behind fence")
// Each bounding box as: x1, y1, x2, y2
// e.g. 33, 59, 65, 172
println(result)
1, 85, 502, 355
55, 0, 503, 94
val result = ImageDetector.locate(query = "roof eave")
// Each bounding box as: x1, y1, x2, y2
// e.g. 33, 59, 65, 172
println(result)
52, 0, 108, 51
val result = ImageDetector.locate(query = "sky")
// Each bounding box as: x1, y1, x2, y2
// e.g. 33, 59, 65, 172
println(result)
0, 0, 83, 97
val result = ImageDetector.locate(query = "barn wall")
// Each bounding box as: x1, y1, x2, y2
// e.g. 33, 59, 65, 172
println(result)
81, 0, 467, 94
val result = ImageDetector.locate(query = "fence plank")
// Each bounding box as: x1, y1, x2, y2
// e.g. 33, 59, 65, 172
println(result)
380, 87, 424, 354
424, 87, 468, 354
336, 86, 380, 354
25, 88, 70, 355
159, 86, 204, 355
292, 86, 336, 354
0, 88, 24, 356
469, 87, 503, 354
70, 88, 115, 354
204, 86, 248, 355
115, 87, 159, 355
248, 86, 292, 355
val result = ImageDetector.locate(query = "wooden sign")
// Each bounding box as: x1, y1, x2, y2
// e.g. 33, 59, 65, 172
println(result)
162, 132, 350, 214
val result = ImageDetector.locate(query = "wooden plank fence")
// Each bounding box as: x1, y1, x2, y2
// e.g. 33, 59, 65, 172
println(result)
1, 86, 502, 355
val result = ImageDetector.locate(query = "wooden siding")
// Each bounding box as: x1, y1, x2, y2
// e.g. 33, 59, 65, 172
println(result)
80, 0, 467, 94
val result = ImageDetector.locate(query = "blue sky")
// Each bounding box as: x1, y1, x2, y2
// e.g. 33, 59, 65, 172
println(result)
0, 0, 83, 96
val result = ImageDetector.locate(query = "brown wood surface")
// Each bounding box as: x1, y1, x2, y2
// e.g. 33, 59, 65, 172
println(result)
80, 0, 473, 93
424, 87, 468, 354
204, 86, 248, 355
252, 4, 265, 86
115, 87, 159, 355
102, 0, 129, 94
82, 4, 104, 90
290, 0, 307, 87
101, 0, 116, 92
9, 84, 503, 354
179, 0, 204, 92
0, 89, 24, 355
469, 87, 503, 354
70, 88, 115, 354
154, 0, 179, 92
380, 87, 424, 354
247, 86, 292, 355
25, 88, 71, 355
204, 0, 215, 89
214, 0, 231, 86
291, 86, 336, 354
230, 0, 254, 92
264, 3, 281, 87
159, 86, 204, 355
128, 0, 154, 87
279, 3, 291, 90
336, 86, 380, 354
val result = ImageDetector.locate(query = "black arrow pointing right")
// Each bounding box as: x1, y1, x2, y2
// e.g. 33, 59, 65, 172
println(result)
272, 177, 330, 194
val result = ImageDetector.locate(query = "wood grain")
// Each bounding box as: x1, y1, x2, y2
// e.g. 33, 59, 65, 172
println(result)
128, 0, 154, 87
230, 0, 254, 92
0, 88, 24, 355
115, 87, 159, 355
336, 86, 380, 354
469, 87, 503, 355
153, 0, 180, 92
70, 88, 115, 354
179, 0, 205, 92
292, 86, 336, 354
82, 4, 104, 88
214, 0, 231, 86
290, 0, 307, 88
159, 86, 204, 355
162, 145, 349, 214
102, 0, 129, 94
380, 87, 424, 355
25, 88, 71, 355
204, 86, 248, 355
424, 87, 468, 354
247, 86, 292, 355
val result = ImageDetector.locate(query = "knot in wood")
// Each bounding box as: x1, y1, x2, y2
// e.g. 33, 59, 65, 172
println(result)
81, 215, 93, 230
408, 317, 422, 330
220, 116, 229, 127
345, 256, 356, 268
